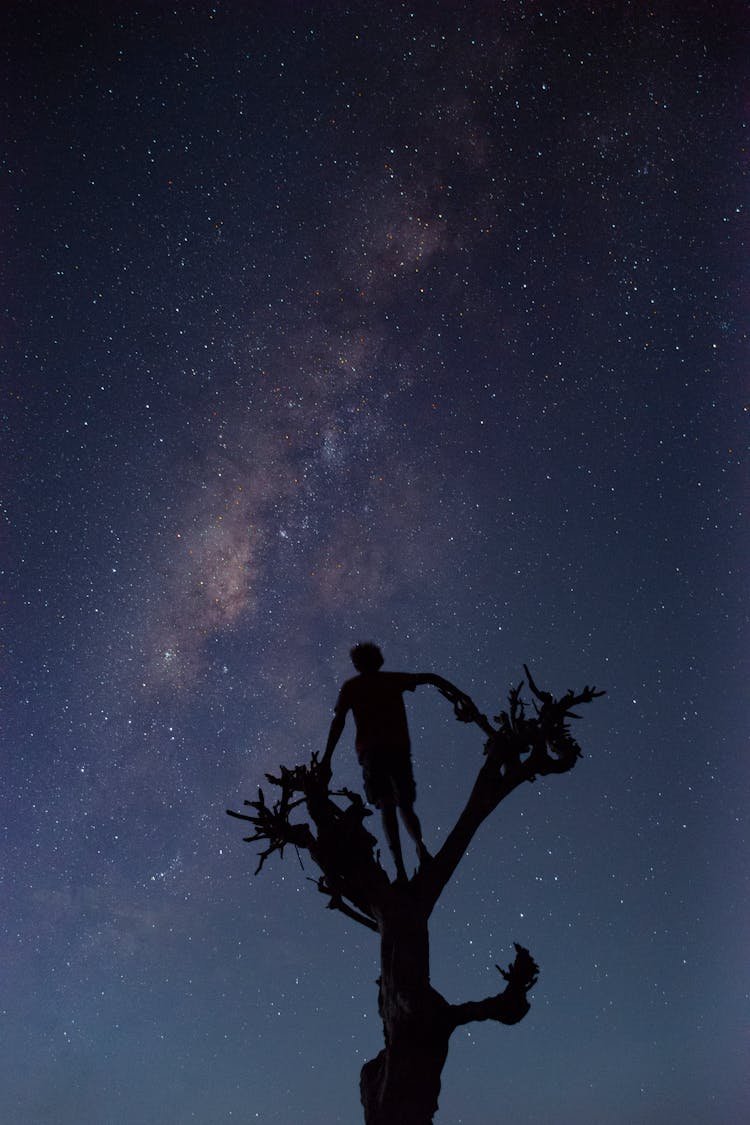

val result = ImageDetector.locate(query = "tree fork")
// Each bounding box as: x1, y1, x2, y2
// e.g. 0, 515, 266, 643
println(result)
228, 669, 603, 1124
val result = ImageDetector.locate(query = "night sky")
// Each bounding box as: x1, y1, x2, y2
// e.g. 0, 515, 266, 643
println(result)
4, 2, 748, 1123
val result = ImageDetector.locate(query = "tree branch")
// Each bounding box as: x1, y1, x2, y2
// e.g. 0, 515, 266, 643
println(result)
227, 753, 391, 916
226, 789, 315, 875
228, 671, 603, 920
419, 672, 604, 910
310, 877, 380, 931
450, 944, 539, 1029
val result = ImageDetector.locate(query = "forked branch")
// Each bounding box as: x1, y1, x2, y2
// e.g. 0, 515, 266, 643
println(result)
421, 671, 604, 908
450, 944, 540, 1029
226, 783, 314, 874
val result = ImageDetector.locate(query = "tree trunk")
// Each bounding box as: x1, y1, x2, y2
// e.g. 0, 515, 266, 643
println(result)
228, 673, 603, 1123
360, 888, 452, 1125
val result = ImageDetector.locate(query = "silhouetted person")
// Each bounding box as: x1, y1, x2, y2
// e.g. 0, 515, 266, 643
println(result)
322, 642, 469, 882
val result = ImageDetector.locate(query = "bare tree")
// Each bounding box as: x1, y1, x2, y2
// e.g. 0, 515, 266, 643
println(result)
228, 666, 603, 1125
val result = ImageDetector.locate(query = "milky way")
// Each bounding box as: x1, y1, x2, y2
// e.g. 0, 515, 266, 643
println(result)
5, 4, 747, 1123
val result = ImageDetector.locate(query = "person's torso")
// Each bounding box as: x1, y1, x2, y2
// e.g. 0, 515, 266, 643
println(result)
341, 672, 416, 753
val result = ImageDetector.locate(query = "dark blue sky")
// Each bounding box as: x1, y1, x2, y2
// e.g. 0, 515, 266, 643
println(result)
4, 2, 747, 1122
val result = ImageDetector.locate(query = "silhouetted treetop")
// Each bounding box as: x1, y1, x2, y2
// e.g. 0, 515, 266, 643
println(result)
228, 665, 603, 1125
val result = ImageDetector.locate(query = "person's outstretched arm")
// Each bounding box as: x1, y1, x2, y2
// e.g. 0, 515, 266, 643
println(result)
414, 672, 493, 736
414, 672, 466, 698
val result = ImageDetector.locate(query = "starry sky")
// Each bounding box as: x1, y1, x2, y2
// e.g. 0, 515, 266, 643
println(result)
3, 2, 748, 1122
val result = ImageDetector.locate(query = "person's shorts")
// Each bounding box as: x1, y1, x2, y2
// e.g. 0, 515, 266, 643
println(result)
359, 744, 417, 808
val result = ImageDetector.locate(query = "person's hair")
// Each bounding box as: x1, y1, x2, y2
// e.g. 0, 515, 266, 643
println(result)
350, 642, 384, 673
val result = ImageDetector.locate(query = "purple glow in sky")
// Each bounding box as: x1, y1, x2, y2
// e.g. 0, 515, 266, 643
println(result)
4, 3, 747, 1123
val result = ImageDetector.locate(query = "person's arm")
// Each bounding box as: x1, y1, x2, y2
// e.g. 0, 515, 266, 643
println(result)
321, 700, 347, 777
415, 672, 495, 736
414, 672, 480, 719
414, 672, 464, 697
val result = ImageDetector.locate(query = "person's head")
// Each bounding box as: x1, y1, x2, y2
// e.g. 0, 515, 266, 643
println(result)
350, 642, 384, 673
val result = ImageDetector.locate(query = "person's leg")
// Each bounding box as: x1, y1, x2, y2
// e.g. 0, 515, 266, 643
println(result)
392, 750, 430, 866
399, 802, 431, 865
381, 799, 408, 882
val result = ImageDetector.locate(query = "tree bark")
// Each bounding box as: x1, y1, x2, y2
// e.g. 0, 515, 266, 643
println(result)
359, 884, 538, 1125
361, 888, 451, 1125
